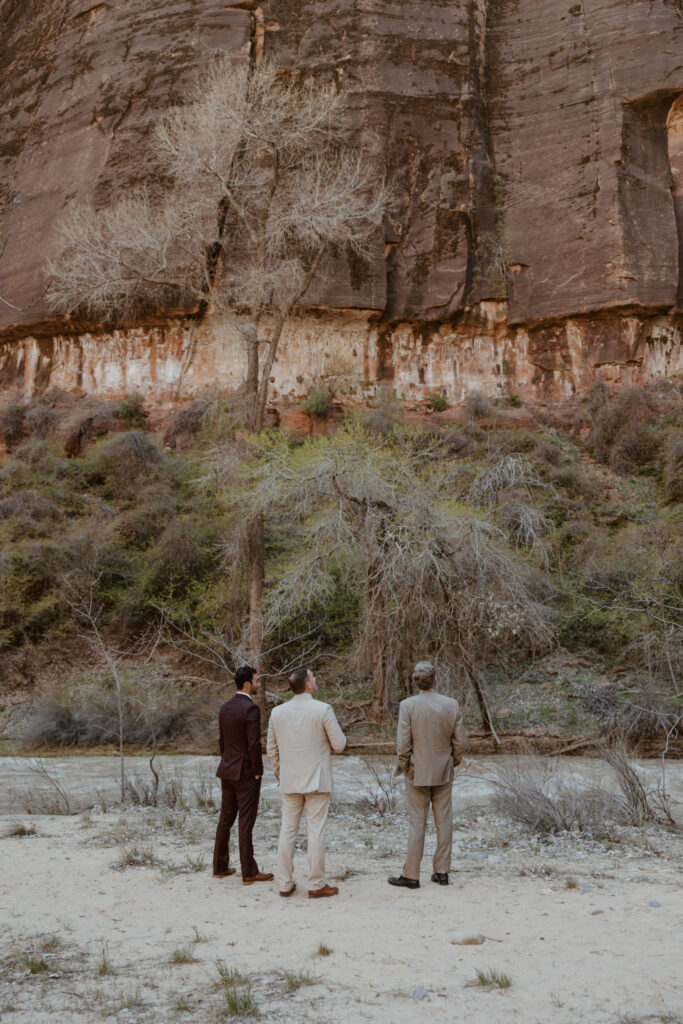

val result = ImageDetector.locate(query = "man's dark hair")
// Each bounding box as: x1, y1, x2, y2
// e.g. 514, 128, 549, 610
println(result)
234, 665, 256, 690
289, 666, 310, 694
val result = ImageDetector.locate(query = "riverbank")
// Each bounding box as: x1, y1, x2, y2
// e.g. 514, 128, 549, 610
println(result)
1, 758, 682, 1023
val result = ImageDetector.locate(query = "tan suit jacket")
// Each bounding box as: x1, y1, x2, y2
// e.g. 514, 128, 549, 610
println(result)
267, 693, 346, 794
396, 689, 465, 787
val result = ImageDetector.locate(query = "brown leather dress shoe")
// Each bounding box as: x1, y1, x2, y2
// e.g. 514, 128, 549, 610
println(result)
213, 868, 236, 878
242, 871, 274, 885
308, 884, 339, 898
279, 883, 297, 897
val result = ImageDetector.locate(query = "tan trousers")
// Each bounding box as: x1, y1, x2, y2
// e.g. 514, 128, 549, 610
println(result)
277, 791, 331, 893
403, 778, 453, 880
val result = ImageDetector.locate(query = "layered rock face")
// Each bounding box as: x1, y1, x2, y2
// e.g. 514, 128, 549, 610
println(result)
1, 0, 682, 402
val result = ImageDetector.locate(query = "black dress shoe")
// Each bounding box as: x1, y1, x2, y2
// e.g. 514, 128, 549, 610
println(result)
431, 872, 449, 886
388, 875, 420, 889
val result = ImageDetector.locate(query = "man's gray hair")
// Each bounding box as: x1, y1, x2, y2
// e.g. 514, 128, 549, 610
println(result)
412, 661, 436, 689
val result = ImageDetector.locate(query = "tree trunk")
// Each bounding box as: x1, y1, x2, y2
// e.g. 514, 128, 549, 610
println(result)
367, 577, 391, 725
464, 659, 501, 747
247, 512, 266, 728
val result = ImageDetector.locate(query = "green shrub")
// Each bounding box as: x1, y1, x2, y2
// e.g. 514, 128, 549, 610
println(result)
115, 489, 177, 549
117, 393, 148, 427
303, 386, 332, 418
428, 392, 449, 412
137, 518, 223, 603
507, 393, 522, 408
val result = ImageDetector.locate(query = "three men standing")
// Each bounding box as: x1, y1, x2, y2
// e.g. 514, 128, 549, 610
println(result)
388, 661, 465, 889
212, 666, 273, 885
267, 666, 346, 898
213, 658, 464, 897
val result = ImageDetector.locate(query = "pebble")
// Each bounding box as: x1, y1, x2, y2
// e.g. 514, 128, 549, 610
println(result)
632, 875, 650, 883
412, 987, 429, 1001
451, 932, 485, 945
648, 900, 661, 908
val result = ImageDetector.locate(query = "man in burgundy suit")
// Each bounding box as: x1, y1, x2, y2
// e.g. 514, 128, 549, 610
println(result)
212, 665, 273, 885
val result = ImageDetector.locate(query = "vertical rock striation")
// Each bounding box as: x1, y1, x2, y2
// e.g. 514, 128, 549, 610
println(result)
0, 1, 682, 400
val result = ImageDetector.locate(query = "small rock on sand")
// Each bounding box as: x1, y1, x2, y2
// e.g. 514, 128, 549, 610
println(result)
451, 932, 485, 945
412, 987, 429, 1001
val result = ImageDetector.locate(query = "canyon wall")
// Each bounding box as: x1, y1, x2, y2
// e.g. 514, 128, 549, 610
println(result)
1, 0, 682, 403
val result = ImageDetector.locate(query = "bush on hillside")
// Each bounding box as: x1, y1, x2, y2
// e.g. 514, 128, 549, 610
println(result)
25, 404, 59, 438
303, 386, 332, 418
117, 392, 148, 427
662, 433, 683, 502
0, 402, 26, 442
83, 431, 169, 500
610, 423, 661, 476
464, 390, 492, 419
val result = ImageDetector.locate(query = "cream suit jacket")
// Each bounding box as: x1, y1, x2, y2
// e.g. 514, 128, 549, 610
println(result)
396, 690, 465, 787
267, 693, 346, 794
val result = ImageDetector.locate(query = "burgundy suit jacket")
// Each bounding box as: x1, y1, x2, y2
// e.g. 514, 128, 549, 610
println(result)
216, 693, 263, 782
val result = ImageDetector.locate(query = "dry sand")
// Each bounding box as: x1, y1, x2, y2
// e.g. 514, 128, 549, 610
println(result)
0, 760, 682, 1024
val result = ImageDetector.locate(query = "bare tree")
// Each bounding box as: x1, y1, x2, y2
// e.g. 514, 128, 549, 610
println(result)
47, 59, 386, 432
242, 423, 554, 726
47, 58, 388, 718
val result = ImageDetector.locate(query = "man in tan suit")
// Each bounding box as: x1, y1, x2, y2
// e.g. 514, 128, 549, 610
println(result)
389, 661, 465, 889
267, 666, 346, 899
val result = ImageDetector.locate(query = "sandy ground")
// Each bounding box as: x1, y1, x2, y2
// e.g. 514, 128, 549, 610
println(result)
0, 761, 682, 1024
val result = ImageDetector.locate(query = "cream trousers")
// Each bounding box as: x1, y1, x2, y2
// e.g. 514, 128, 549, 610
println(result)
277, 791, 331, 893
403, 778, 453, 880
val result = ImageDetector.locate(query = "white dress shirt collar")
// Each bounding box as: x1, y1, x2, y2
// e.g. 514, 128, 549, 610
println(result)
235, 690, 254, 702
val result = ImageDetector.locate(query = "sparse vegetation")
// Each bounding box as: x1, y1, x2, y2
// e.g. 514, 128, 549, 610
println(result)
475, 967, 512, 989
428, 392, 449, 412
465, 390, 492, 419
216, 962, 258, 1017
2, 821, 38, 838
98, 944, 115, 976
21, 955, 48, 974
116, 392, 147, 428
170, 943, 197, 965
112, 844, 157, 870
316, 943, 333, 957
303, 386, 332, 418
284, 969, 315, 991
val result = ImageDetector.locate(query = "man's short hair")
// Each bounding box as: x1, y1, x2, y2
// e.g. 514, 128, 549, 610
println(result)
412, 661, 436, 690
234, 665, 256, 690
289, 666, 309, 694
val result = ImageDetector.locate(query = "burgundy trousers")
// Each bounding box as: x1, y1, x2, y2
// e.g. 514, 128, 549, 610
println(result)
213, 777, 261, 878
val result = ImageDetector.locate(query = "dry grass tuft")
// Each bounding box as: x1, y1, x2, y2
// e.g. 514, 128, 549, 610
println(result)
112, 844, 157, 870
2, 821, 38, 838
474, 967, 512, 989
284, 969, 315, 992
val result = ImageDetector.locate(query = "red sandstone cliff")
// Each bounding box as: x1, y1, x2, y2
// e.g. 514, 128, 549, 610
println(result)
0, 0, 682, 402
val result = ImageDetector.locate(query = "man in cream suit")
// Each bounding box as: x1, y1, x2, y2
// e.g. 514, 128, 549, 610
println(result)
267, 666, 346, 898
389, 661, 465, 889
